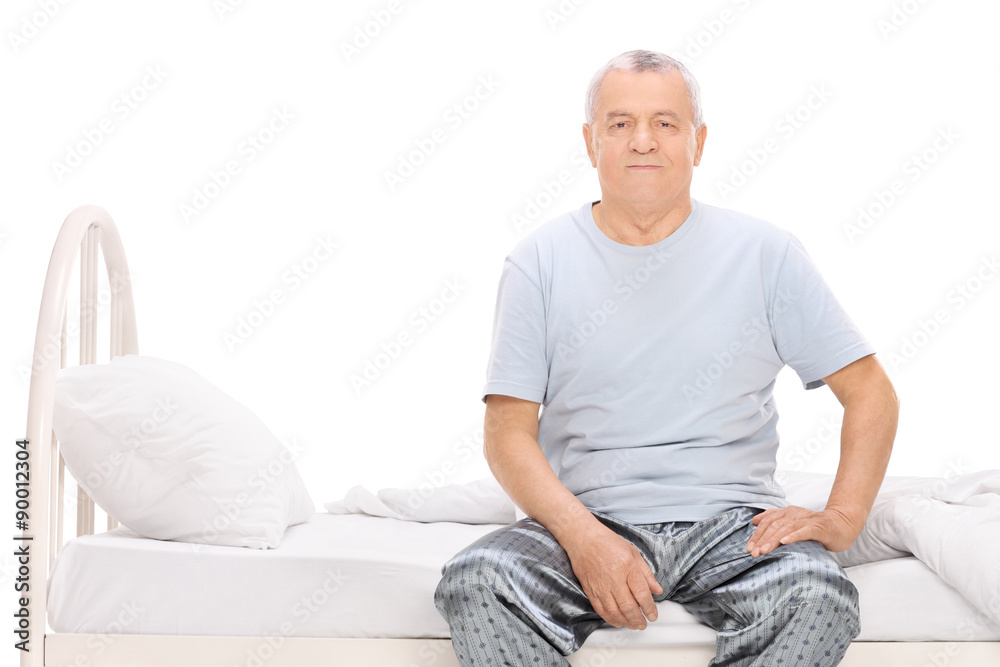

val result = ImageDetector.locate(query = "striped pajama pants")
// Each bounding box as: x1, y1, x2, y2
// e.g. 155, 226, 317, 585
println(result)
434, 506, 860, 667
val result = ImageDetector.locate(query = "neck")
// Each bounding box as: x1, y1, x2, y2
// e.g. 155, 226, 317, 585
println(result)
593, 195, 693, 246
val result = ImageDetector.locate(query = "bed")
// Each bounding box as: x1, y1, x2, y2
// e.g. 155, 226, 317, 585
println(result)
19, 205, 1000, 667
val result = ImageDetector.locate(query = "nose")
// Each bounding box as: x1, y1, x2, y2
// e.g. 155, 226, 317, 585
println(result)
629, 124, 657, 153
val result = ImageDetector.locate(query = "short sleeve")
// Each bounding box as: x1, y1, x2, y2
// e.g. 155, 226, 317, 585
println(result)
770, 235, 876, 390
480, 258, 548, 404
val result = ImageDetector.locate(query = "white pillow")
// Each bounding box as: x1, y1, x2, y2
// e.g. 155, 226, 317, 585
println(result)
52, 355, 315, 549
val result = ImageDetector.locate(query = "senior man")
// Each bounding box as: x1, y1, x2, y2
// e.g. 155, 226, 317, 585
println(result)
434, 49, 899, 667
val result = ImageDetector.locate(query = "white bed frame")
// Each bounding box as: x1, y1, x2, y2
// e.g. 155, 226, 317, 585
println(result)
20, 206, 1000, 667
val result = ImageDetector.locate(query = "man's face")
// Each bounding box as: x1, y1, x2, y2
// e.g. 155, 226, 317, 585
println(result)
583, 69, 707, 209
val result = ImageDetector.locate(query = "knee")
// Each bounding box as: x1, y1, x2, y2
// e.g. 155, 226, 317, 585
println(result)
786, 552, 861, 639
434, 542, 507, 619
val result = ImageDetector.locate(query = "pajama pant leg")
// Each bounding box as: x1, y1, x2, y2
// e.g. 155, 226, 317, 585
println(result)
643, 507, 862, 667
433, 517, 613, 666
434, 506, 860, 667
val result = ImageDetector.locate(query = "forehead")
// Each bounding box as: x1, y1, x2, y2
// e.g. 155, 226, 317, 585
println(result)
594, 69, 692, 120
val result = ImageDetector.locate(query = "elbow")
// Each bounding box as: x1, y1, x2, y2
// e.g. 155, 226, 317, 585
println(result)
867, 358, 901, 417
884, 376, 901, 417
482, 426, 505, 472
880, 377, 900, 459
482, 437, 495, 468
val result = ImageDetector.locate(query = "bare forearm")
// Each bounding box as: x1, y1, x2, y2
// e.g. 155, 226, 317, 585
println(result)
825, 379, 899, 526
749, 357, 901, 556
483, 399, 663, 631
485, 432, 606, 548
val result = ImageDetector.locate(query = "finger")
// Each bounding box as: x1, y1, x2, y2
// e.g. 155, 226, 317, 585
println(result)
777, 525, 816, 547
747, 511, 780, 551
613, 579, 648, 630
629, 571, 660, 626
589, 588, 627, 629
750, 507, 784, 526
749, 508, 785, 536
754, 518, 806, 556
750, 515, 793, 557
588, 594, 615, 628
752, 522, 787, 556
644, 566, 664, 596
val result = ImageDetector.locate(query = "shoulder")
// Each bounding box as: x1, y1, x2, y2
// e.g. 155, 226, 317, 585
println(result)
696, 200, 794, 249
693, 201, 802, 273
505, 202, 591, 273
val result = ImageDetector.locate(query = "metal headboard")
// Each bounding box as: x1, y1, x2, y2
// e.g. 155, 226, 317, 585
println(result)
21, 205, 138, 667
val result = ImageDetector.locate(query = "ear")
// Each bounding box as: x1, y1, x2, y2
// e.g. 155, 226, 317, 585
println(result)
693, 123, 708, 166
582, 123, 597, 167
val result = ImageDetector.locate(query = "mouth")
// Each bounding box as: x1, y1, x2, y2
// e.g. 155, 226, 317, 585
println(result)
627, 165, 661, 170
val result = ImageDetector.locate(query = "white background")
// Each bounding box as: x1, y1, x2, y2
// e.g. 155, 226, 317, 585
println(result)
2, 0, 999, 600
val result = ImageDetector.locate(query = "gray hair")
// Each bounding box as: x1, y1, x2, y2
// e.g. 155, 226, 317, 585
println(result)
585, 50, 704, 128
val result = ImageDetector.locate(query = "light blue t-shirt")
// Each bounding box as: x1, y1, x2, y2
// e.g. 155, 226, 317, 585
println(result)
481, 199, 875, 524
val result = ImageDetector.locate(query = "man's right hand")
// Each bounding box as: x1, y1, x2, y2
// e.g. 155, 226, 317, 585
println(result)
562, 524, 664, 630
482, 394, 663, 631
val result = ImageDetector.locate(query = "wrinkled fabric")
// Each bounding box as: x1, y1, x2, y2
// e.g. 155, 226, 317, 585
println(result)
435, 506, 859, 667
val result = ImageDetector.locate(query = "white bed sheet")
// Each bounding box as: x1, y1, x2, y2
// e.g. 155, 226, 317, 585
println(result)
47, 513, 1000, 645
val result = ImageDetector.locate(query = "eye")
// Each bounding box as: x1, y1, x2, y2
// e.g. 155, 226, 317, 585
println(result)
658, 121, 672, 127
613, 122, 627, 128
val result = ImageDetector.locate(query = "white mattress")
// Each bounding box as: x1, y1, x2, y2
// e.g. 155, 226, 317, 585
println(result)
47, 513, 1000, 644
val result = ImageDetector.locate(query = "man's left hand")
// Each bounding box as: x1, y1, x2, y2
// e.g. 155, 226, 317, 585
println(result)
746, 505, 862, 557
